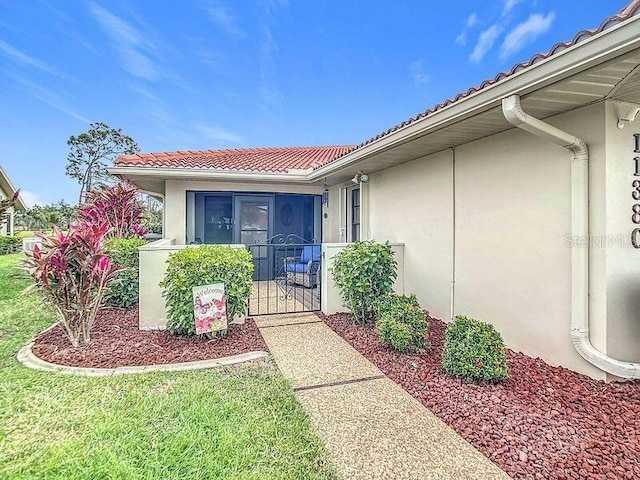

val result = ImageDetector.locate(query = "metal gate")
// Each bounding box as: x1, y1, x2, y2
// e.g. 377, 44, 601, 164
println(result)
247, 234, 321, 316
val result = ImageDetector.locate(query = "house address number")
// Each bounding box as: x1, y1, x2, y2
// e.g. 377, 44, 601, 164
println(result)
632, 133, 640, 248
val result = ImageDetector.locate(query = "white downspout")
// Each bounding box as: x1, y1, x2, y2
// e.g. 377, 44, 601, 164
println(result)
502, 94, 640, 379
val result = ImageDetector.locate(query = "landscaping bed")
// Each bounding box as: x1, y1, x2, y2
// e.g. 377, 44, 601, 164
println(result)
321, 312, 640, 480
32, 307, 268, 368
2, 254, 335, 479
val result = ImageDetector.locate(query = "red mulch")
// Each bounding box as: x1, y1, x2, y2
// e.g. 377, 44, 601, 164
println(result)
32, 308, 268, 368
321, 312, 640, 480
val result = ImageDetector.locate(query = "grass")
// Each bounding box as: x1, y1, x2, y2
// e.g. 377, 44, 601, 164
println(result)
14, 231, 46, 238
13, 231, 67, 239
0, 254, 336, 479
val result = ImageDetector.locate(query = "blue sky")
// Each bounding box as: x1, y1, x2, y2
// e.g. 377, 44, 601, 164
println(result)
0, 0, 629, 206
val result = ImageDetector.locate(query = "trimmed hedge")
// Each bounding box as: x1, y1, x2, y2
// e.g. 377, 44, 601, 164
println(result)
442, 315, 509, 383
375, 293, 429, 353
103, 237, 146, 308
0, 236, 21, 255
331, 240, 397, 324
161, 246, 254, 335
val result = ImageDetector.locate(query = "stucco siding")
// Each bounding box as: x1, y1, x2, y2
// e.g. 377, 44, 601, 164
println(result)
604, 101, 640, 365
323, 184, 347, 243
455, 105, 605, 379
367, 103, 609, 379
369, 150, 454, 321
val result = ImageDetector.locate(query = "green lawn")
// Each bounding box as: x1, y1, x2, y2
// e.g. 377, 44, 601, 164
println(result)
0, 254, 336, 479
14, 231, 46, 238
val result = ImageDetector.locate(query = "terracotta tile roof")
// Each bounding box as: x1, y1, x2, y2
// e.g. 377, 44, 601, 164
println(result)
115, 145, 355, 173
313, 0, 640, 169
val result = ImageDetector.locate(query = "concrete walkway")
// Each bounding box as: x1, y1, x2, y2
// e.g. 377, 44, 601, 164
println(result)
255, 313, 509, 480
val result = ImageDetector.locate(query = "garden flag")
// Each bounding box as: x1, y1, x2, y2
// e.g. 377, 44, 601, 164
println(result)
193, 284, 228, 335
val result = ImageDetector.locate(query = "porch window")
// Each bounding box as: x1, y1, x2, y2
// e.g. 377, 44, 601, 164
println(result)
238, 199, 270, 247
345, 186, 360, 242
4, 213, 11, 235
351, 188, 360, 241
204, 195, 232, 244
186, 192, 321, 245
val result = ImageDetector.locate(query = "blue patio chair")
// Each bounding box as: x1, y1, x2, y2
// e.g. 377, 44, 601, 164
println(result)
284, 244, 321, 288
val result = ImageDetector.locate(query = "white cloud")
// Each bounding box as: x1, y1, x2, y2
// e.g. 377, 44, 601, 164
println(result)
88, 2, 160, 81
197, 126, 244, 144
455, 12, 478, 47
206, 1, 244, 37
0, 39, 61, 77
257, 0, 289, 117
500, 12, 556, 59
410, 59, 430, 85
470, 25, 501, 63
147, 104, 174, 125
502, 0, 523, 17
260, 0, 290, 18
19, 190, 44, 208
12, 75, 89, 123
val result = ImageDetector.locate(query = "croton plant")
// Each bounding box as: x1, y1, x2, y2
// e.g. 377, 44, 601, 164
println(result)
23, 222, 121, 347
77, 183, 147, 238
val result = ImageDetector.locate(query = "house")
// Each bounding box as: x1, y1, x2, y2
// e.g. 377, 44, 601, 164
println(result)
113, 146, 353, 247
110, 1, 640, 381
0, 166, 26, 236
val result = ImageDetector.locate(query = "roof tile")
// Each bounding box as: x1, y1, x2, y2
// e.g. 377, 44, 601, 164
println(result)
115, 145, 355, 173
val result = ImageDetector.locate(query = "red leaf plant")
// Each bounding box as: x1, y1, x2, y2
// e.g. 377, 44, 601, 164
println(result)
23, 222, 122, 347
77, 183, 147, 239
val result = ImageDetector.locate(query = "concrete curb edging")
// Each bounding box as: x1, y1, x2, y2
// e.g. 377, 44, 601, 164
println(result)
16, 341, 269, 377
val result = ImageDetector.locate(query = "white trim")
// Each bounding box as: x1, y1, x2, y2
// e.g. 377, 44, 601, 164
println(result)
108, 166, 312, 183
0, 167, 26, 211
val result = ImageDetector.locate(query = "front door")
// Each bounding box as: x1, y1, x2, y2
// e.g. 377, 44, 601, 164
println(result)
234, 195, 274, 280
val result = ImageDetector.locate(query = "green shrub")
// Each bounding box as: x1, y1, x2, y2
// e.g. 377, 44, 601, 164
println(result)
442, 315, 509, 383
103, 237, 146, 308
331, 240, 397, 324
0, 236, 21, 255
161, 246, 254, 335
375, 293, 429, 353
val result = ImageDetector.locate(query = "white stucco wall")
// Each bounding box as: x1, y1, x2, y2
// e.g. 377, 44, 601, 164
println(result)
323, 184, 346, 243
604, 101, 640, 364
138, 238, 177, 329
367, 103, 616, 380
369, 150, 454, 322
